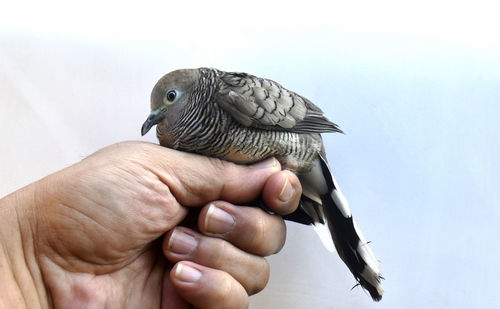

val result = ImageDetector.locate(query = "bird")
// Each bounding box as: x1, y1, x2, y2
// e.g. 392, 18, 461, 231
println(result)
141, 68, 383, 301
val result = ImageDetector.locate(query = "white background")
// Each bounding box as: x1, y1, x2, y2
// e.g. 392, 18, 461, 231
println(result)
1, 1, 499, 308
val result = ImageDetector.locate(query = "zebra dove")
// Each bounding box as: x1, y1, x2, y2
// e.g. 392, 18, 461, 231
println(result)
141, 68, 383, 301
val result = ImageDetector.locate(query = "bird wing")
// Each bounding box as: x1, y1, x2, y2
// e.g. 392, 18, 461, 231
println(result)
215, 71, 342, 134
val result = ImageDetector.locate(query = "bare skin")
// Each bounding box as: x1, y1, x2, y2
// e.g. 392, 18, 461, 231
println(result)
0, 141, 302, 309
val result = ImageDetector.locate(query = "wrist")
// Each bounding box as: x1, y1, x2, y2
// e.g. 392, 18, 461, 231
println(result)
0, 183, 50, 308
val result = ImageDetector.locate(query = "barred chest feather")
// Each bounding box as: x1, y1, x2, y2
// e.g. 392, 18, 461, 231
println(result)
156, 105, 323, 174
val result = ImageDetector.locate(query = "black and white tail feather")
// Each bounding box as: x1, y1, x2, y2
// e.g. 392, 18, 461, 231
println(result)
296, 154, 384, 301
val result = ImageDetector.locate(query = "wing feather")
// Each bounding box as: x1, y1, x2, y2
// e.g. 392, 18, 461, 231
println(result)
215, 70, 343, 134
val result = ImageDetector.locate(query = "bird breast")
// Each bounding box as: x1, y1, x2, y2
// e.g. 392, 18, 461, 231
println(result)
159, 106, 323, 174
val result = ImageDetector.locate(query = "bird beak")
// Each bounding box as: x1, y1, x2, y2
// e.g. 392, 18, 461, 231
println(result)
141, 108, 165, 136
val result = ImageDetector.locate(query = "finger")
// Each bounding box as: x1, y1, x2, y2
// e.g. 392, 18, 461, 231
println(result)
163, 227, 270, 295
199, 202, 287, 256
261, 170, 302, 215
137, 143, 282, 206
170, 261, 249, 309
161, 267, 190, 309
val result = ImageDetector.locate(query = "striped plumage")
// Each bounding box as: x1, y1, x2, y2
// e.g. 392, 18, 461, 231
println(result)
141, 68, 384, 301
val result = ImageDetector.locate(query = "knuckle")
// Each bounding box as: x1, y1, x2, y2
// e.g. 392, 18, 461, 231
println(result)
274, 217, 287, 253
250, 215, 268, 252
248, 214, 286, 255
248, 259, 270, 295
207, 156, 232, 173
220, 275, 234, 299
133, 189, 181, 234
207, 238, 231, 267
216, 274, 239, 306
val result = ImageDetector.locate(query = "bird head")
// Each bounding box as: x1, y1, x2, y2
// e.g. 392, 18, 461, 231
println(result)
141, 69, 200, 136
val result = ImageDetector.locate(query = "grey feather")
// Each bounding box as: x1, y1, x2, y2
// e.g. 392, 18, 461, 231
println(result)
141, 67, 383, 301
217, 70, 342, 134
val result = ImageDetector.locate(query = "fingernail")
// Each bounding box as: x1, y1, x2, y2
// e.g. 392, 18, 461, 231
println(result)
168, 228, 197, 255
249, 157, 279, 169
279, 176, 295, 202
204, 204, 235, 234
175, 263, 202, 282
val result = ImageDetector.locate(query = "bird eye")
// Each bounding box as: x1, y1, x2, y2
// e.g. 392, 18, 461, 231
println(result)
166, 90, 177, 102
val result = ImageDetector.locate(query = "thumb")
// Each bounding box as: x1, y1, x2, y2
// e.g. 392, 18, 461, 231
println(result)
143, 144, 281, 207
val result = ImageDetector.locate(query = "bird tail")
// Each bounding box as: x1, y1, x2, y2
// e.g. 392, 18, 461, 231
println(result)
299, 155, 384, 301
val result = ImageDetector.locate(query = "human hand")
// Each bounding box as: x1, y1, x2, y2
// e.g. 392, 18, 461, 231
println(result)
0, 141, 301, 308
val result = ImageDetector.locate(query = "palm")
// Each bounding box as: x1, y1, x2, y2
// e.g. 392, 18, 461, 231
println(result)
33, 147, 188, 308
